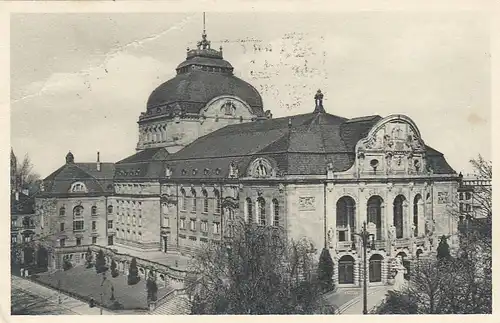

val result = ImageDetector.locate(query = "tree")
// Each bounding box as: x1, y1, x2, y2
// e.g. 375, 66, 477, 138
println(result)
110, 259, 119, 277
187, 220, 337, 314
95, 250, 107, 274
12, 151, 41, 192
127, 257, 140, 285
436, 235, 451, 261
85, 247, 93, 268
317, 248, 334, 292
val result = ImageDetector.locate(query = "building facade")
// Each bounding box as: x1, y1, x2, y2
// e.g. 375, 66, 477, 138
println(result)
34, 28, 460, 288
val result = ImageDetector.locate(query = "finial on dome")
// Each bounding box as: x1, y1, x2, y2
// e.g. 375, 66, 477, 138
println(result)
197, 12, 211, 50
66, 151, 74, 164
314, 89, 325, 113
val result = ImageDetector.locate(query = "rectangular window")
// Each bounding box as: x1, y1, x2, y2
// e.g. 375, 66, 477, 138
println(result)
164, 217, 170, 228
190, 219, 196, 231
107, 220, 113, 229
180, 218, 186, 230
73, 220, 84, 231
76, 238, 81, 246
60, 238, 66, 247
213, 222, 220, 234
108, 236, 114, 246
92, 237, 97, 244
92, 221, 97, 231
133, 215, 136, 225
139, 216, 142, 227
60, 222, 65, 231
338, 230, 346, 242
201, 221, 208, 233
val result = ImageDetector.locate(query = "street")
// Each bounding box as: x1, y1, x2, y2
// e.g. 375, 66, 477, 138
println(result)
11, 275, 114, 315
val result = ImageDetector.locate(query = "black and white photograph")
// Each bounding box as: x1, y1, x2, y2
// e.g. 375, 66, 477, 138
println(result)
5, 1, 493, 317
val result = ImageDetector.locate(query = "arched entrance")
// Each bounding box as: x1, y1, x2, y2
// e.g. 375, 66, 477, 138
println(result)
338, 255, 355, 284
369, 254, 384, 282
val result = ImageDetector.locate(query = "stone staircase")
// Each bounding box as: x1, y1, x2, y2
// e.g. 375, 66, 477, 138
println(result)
150, 293, 190, 315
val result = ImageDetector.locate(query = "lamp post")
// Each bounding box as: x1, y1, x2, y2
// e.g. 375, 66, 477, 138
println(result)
354, 221, 375, 315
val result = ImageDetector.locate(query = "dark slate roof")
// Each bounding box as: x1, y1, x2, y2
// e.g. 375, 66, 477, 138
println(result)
146, 71, 264, 116
158, 112, 456, 178
11, 191, 35, 215
43, 162, 115, 194
161, 112, 379, 178
115, 148, 169, 180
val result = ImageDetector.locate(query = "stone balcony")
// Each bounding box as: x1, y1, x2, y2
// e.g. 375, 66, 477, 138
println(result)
336, 241, 354, 252
393, 238, 412, 249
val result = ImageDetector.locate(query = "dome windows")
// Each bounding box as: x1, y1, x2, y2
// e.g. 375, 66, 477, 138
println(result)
70, 182, 87, 193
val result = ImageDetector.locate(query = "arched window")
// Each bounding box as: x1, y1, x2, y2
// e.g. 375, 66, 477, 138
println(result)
369, 254, 383, 282
413, 194, 422, 237
202, 190, 209, 213
367, 196, 383, 240
338, 255, 355, 284
257, 197, 266, 225
191, 188, 197, 212
272, 199, 280, 226
73, 206, 83, 218
246, 198, 253, 223
107, 205, 113, 214
180, 188, 186, 211
214, 189, 221, 214
91, 206, 97, 215
393, 195, 406, 239
336, 196, 356, 242
59, 207, 66, 216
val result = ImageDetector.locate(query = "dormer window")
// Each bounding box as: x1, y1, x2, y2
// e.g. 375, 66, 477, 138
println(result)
70, 182, 87, 193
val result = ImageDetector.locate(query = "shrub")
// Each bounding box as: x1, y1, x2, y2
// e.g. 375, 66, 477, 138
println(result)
127, 257, 140, 285
95, 250, 108, 274
85, 247, 93, 268
110, 259, 119, 277
317, 248, 334, 292
63, 259, 73, 271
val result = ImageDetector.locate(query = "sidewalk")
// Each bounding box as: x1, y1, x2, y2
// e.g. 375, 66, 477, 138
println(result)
12, 275, 114, 315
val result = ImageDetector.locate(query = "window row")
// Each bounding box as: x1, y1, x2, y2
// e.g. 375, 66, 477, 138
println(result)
115, 213, 143, 226
59, 205, 114, 217
179, 218, 221, 234
179, 188, 221, 214
244, 198, 280, 226
335, 193, 429, 242
117, 229, 143, 241
459, 192, 472, 201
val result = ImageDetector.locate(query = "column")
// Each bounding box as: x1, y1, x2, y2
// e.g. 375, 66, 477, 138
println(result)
403, 201, 410, 238
353, 259, 360, 286
417, 200, 425, 236
381, 202, 386, 241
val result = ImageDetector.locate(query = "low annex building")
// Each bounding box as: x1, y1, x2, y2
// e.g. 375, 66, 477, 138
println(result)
35, 27, 460, 288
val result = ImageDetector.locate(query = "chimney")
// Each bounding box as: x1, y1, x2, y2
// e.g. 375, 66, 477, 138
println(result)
15, 191, 19, 201
97, 151, 101, 171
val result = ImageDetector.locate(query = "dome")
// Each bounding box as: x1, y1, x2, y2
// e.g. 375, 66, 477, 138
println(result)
144, 32, 264, 119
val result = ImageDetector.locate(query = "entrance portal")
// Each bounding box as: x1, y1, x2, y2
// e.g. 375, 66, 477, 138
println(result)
338, 255, 355, 284
369, 254, 383, 282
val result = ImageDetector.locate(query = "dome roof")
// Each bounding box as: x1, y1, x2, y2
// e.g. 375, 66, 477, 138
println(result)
144, 32, 264, 118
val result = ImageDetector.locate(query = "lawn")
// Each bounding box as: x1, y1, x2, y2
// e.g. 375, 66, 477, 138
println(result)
33, 265, 172, 311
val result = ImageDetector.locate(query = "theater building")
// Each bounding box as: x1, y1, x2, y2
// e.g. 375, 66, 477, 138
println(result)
35, 28, 460, 287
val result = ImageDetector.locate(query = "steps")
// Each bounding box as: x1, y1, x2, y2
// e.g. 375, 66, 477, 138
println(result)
151, 294, 190, 315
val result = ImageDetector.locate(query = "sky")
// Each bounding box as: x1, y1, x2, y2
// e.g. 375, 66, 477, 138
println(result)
10, 12, 491, 177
